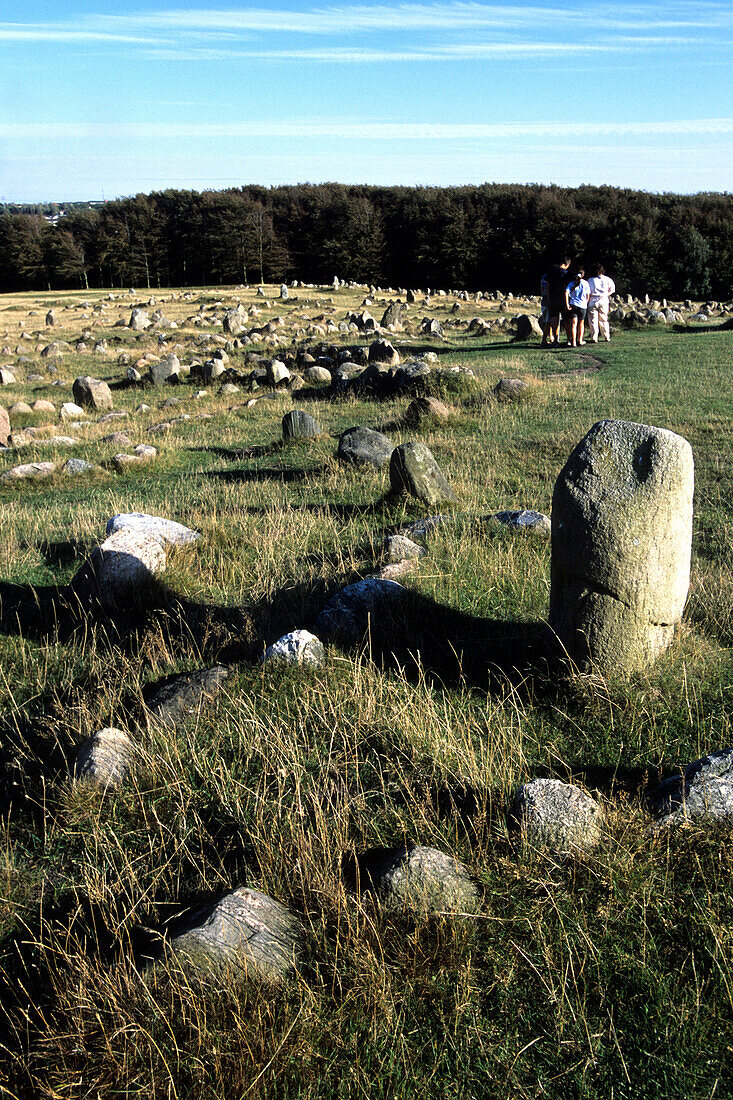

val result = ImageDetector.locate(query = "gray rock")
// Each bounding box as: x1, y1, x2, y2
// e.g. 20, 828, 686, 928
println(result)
337, 426, 394, 469
303, 365, 331, 385
359, 845, 478, 914
282, 410, 321, 440
129, 308, 151, 331
1, 461, 57, 482
492, 510, 551, 535
73, 727, 134, 789
262, 630, 325, 667
368, 339, 400, 367
61, 458, 102, 476
222, 306, 248, 335
92, 528, 166, 609
106, 513, 202, 547
144, 665, 231, 729
267, 360, 290, 386
45, 309, 57, 327
390, 441, 457, 506
0, 369, 17, 385
494, 377, 531, 402
403, 396, 451, 426
380, 302, 402, 328
314, 577, 405, 644
513, 314, 543, 340
148, 355, 181, 386
170, 886, 302, 983
512, 778, 602, 855
384, 534, 426, 562
398, 514, 452, 542
73, 376, 113, 411
60, 401, 86, 420
550, 420, 694, 674
0, 405, 9, 447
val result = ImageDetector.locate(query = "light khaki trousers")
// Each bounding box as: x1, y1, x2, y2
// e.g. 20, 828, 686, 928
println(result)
588, 299, 610, 341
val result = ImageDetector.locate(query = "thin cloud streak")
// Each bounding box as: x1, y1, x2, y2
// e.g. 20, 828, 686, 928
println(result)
2, 119, 731, 140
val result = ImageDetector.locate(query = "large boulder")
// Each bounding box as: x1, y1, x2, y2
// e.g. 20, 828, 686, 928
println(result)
73, 376, 113, 411
549, 420, 694, 674
513, 314, 543, 340
92, 528, 166, 609
368, 339, 400, 367
390, 441, 457, 506
512, 779, 602, 855
337, 426, 394, 468
356, 844, 479, 914
169, 886, 302, 983
106, 513, 201, 547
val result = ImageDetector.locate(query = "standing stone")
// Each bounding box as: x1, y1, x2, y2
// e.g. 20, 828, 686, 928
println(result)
279, 284, 289, 300
223, 306, 248, 335
129, 308, 151, 331
282, 410, 321, 440
0, 369, 17, 385
390, 441, 457, 506
368, 339, 400, 367
148, 355, 180, 386
0, 405, 9, 447
73, 376, 113, 411
93, 528, 166, 609
380, 302, 402, 329
550, 420, 694, 674
45, 309, 57, 327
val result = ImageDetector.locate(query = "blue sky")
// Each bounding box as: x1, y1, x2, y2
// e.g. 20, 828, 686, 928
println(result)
1, 0, 731, 201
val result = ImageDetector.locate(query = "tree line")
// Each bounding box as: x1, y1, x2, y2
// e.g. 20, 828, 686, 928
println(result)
0, 183, 730, 299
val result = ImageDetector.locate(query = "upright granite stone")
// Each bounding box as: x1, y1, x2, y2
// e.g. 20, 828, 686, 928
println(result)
390, 441, 457, 506
550, 420, 694, 674
0, 405, 9, 447
73, 376, 113, 411
73, 727, 134, 789
282, 410, 321, 440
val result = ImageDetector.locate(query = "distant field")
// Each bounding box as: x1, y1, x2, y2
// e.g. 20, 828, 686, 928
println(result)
0, 284, 732, 1099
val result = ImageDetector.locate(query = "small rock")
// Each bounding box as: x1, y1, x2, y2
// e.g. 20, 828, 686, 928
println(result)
144, 666, 230, 729
1, 461, 57, 482
384, 534, 426, 562
313, 577, 405, 644
403, 396, 451, 426
61, 458, 102, 476
93, 528, 166, 608
73, 727, 134, 789
106, 513, 201, 547
491, 510, 551, 535
356, 844, 479, 914
60, 402, 86, 420
262, 629, 325, 667
512, 779, 602, 856
73, 376, 113, 411
30, 399, 56, 415
0, 370, 17, 386
494, 377, 531, 402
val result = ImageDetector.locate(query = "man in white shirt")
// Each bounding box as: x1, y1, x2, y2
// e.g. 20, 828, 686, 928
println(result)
587, 264, 616, 342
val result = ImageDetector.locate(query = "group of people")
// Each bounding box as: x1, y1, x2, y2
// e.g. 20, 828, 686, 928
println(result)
540, 257, 616, 347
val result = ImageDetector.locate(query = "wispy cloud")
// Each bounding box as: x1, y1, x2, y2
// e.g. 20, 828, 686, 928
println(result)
2, 118, 731, 140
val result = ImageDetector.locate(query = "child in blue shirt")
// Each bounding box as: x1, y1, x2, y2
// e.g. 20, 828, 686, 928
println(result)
564, 269, 591, 346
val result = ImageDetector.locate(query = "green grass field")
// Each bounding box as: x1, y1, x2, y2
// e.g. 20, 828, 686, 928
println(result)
0, 284, 732, 1098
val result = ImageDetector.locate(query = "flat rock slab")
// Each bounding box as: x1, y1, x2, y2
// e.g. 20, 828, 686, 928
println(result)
356, 845, 479, 915
144, 665, 231, 729
262, 629, 325, 667
73, 727, 134, 789
170, 886, 302, 983
512, 778, 602, 856
313, 577, 405, 644
1, 461, 57, 482
106, 513, 202, 547
337, 426, 394, 469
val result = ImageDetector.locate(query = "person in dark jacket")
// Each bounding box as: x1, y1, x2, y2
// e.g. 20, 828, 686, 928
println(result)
544, 256, 572, 346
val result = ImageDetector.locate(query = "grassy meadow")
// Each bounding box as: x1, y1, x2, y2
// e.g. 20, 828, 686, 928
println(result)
0, 282, 732, 1098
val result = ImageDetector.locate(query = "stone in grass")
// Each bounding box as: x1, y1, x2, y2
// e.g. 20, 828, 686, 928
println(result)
357, 844, 479, 915
282, 409, 321, 440
61, 458, 103, 477
72, 376, 113, 411
649, 746, 733, 830
0, 369, 16, 386
0, 405, 9, 447
494, 377, 531, 402
390, 441, 457, 507
106, 512, 201, 548
111, 445, 157, 471
144, 665, 231, 729
313, 577, 405, 644
8, 401, 32, 416
512, 778, 602, 856
398, 514, 452, 543
93, 527, 166, 610
384, 534, 426, 563
303, 365, 331, 385
402, 396, 452, 426
550, 420, 694, 675
73, 727, 134, 789
337, 426, 394, 469
31, 399, 56, 415
169, 886, 302, 983
262, 629, 325, 668
60, 401, 86, 420
1, 461, 57, 482
491, 510, 551, 535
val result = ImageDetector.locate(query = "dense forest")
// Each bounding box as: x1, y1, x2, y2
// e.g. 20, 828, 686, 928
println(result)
0, 183, 730, 299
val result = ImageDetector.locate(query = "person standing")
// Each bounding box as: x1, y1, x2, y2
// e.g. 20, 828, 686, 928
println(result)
545, 255, 572, 346
587, 263, 616, 342
564, 268, 591, 346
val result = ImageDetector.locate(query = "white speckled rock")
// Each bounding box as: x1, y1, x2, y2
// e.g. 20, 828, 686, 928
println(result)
170, 886, 302, 983
262, 629, 325, 667
60, 402, 86, 420
512, 778, 602, 855
106, 513, 201, 547
492, 509, 551, 535
95, 528, 166, 608
362, 845, 479, 914
73, 727, 134, 788
313, 577, 405, 643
